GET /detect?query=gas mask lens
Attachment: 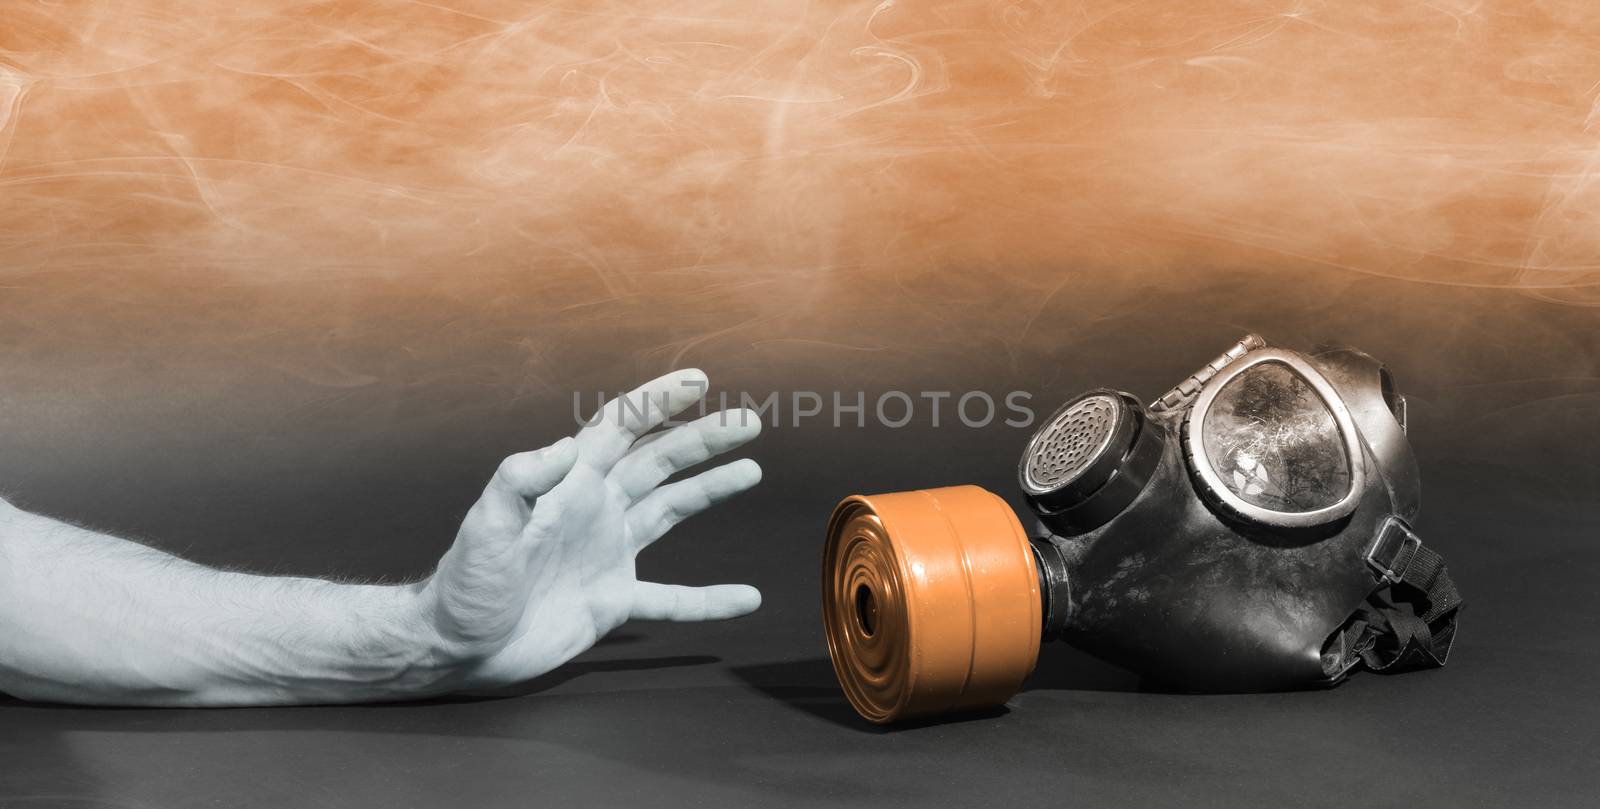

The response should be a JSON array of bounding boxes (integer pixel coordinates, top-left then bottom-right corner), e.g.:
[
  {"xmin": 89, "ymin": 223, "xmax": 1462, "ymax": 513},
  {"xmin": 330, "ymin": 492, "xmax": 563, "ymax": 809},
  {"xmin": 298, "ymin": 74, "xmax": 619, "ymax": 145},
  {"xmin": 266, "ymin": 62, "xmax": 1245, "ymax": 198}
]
[
  {"xmin": 1198, "ymin": 361, "xmax": 1352, "ymax": 513},
  {"xmin": 1184, "ymin": 350, "xmax": 1367, "ymax": 528}
]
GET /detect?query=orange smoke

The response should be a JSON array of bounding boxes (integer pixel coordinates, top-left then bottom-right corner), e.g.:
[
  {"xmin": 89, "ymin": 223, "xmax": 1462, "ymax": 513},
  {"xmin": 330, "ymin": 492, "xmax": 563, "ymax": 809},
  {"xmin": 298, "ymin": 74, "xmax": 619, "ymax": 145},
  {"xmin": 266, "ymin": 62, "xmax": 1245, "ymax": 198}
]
[{"xmin": 0, "ymin": 1, "xmax": 1596, "ymax": 416}]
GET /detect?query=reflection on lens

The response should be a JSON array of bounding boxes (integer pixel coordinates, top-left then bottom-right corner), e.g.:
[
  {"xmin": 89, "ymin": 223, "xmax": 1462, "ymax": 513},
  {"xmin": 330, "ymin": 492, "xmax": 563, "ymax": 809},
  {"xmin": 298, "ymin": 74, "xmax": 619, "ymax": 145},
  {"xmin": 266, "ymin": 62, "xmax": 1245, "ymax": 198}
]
[{"xmin": 1201, "ymin": 362, "xmax": 1351, "ymax": 512}]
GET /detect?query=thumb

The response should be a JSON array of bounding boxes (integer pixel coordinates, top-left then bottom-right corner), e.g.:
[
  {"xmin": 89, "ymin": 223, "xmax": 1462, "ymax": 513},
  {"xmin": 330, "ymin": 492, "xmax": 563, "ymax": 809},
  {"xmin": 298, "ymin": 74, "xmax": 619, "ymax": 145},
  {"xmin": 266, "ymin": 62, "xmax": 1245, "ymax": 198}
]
[
  {"xmin": 433, "ymin": 436, "xmax": 581, "ymax": 647},
  {"xmin": 474, "ymin": 437, "xmax": 579, "ymax": 531},
  {"xmin": 630, "ymin": 582, "xmax": 763, "ymax": 622}
]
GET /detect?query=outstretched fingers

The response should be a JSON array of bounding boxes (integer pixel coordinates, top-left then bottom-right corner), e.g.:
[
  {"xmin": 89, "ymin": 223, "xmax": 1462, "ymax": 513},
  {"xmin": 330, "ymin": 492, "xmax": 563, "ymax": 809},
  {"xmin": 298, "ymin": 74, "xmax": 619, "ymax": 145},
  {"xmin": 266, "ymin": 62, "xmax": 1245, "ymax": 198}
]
[
  {"xmin": 576, "ymin": 369, "xmax": 709, "ymax": 473},
  {"xmin": 610, "ymin": 408, "xmax": 761, "ymax": 501},
  {"xmin": 631, "ymin": 582, "xmax": 762, "ymax": 622},
  {"xmin": 625, "ymin": 458, "xmax": 761, "ymax": 553}
]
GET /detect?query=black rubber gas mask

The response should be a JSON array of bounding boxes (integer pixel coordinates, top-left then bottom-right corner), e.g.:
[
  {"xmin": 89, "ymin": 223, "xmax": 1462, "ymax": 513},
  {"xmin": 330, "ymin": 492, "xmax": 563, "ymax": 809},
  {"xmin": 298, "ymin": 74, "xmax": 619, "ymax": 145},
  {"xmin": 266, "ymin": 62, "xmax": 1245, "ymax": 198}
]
[{"xmin": 822, "ymin": 335, "xmax": 1462, "ymax": 724}]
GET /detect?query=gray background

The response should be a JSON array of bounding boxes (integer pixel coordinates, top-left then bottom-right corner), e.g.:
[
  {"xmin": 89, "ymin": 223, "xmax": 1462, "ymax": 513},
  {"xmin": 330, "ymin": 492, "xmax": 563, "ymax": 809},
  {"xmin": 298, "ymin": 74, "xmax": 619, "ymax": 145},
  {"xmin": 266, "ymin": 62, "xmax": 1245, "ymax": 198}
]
[{"xmin": 1, "ymin": 265, "xmax": 1596, "ymax": 807}]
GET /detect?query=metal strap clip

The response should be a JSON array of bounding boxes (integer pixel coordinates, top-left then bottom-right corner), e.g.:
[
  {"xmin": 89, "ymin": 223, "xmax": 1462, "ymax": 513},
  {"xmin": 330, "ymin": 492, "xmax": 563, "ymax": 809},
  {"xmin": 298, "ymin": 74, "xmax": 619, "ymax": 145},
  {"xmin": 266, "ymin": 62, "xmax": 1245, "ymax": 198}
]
[{"xmin": 1365, "ymin": 517, "xmax": 1423, "ymax": 585}]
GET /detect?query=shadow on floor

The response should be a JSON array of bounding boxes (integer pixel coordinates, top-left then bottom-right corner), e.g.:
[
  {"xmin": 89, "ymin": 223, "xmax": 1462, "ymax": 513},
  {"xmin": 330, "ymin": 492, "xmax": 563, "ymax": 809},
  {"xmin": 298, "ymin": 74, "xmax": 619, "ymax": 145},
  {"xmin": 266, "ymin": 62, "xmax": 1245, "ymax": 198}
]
[
  {"xmin": 730, "ymin": 657, "xmax": 1008, "ymax": 732},
  {"xmin": 0, "ymin": 652, "xmax": 722, "ymax": 711},
  {"xmin": 727, "ymin": 640, "xmax": 1164, "ymax": 729}
]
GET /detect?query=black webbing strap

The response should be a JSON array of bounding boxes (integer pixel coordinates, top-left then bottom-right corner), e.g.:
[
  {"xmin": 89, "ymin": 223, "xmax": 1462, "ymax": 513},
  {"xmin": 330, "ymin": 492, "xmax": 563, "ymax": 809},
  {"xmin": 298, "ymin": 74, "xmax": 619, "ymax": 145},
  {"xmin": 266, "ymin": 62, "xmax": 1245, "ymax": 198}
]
[{"xmin": 1350, "ymin": 518, "xmax": 1463, "ymax": 674}]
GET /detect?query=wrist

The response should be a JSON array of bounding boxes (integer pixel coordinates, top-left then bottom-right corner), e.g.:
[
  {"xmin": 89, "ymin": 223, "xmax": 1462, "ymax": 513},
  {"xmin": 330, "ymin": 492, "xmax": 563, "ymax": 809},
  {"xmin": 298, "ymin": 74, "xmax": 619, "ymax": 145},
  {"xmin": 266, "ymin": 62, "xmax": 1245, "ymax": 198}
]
[{"xmin": 362, "ymin": 580, "xmax": 471, "ymax": 699}]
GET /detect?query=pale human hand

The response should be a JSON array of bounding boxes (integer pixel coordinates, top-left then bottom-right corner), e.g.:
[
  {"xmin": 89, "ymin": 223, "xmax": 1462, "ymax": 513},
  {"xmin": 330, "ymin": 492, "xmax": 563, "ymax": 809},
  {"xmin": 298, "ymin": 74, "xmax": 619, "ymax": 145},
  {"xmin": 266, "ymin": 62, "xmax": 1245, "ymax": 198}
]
[{"xmin": 413, "ymin": 369, "xmax": 762, "ymax": 690}]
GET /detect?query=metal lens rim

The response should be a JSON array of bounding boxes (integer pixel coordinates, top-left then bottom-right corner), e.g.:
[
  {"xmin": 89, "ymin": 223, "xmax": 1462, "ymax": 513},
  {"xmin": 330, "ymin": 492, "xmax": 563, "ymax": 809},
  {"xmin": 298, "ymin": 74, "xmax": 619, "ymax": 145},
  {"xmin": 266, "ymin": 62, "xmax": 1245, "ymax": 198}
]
[{"xmin": 1183, "ymin": 349, "xmax": 1367, "ymax": 528}]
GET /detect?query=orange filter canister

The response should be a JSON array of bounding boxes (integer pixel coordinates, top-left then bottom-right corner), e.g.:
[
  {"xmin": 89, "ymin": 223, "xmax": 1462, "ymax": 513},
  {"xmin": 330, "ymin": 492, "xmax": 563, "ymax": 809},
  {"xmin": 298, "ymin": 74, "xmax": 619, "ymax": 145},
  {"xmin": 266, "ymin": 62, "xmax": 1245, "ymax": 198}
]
[{"xmin": 821, "ymin": 485, "xmax": 1043, "ymax": 724}]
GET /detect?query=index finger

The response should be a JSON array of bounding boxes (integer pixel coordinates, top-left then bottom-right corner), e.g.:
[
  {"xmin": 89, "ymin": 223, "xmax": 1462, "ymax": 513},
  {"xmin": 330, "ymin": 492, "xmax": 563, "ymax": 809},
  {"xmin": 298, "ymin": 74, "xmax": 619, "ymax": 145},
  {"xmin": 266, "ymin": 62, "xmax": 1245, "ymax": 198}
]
[{"xmin": 576, "ymin": 368, "xmax": 709, "ymax": 470}]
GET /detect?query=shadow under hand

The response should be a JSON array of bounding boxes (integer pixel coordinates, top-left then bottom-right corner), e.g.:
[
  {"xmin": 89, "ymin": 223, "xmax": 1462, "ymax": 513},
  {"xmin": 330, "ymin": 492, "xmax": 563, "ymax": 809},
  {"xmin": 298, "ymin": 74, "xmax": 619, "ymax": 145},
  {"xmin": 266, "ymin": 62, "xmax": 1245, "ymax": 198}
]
[
  {"xmin": 0, "ymin": 653, "xmax": 725, "ymax": 711},
  {"xmin": 438, "ymin": 654, "xmax": 721, "ymax": 703}
]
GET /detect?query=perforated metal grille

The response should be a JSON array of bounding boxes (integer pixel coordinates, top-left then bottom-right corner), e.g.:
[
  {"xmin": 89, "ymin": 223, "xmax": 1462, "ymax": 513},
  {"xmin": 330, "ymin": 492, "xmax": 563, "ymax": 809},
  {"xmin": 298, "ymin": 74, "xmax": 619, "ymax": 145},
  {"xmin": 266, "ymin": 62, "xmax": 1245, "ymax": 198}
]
[{"xmin": 1025, "ymin": 394, "xmax": 1119, "ymax": 491}]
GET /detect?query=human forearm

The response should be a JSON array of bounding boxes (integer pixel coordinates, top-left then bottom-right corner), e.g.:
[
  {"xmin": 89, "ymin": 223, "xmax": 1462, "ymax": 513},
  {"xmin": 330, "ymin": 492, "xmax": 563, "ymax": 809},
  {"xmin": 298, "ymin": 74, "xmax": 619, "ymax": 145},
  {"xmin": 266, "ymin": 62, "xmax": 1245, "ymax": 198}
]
[
  {"xmin": 0, "ymin": 500, "xmax": 452, "ymax": 706},
  {"xmin": 0, "ymin": 370, "xmax": 763, "ymax": 707}
]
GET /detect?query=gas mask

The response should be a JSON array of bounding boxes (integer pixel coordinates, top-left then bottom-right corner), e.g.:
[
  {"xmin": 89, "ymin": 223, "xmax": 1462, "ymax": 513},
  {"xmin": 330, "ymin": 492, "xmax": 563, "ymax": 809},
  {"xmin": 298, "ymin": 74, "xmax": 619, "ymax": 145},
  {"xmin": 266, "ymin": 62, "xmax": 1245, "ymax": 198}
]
[{"xmin": 822, "ymin": 335, "xmax": 1462, "ymax": 724}]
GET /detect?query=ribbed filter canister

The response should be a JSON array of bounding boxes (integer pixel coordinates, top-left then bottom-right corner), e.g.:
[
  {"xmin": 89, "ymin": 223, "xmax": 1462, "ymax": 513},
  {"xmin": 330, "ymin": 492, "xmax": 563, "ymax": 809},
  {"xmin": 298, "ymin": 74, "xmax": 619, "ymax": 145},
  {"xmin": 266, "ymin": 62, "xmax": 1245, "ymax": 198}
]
[{"xmin": 821, "ymin": 486, "xmax": 1042, "ymax": 724}]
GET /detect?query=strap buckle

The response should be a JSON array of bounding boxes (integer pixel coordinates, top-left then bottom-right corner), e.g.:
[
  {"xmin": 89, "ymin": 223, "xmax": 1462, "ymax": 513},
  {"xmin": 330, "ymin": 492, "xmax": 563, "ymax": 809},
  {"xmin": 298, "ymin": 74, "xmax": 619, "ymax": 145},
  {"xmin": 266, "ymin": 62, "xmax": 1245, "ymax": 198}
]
[{"xmin": 1365, "ymin": 517, "xmax": 1422, "ymax": 584}]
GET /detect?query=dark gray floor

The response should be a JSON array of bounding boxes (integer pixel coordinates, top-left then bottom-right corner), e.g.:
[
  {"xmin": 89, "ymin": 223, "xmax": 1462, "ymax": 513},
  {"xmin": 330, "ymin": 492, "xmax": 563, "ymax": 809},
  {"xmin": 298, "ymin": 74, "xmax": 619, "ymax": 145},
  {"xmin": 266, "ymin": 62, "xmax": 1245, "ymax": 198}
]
[
  {"xmin": 1, "ymin": 268, "xmax": 1596, "ymax": 807},
  {"xmin": 3, "ymin": 424, "xmax": 1596, "ymax": 808}
]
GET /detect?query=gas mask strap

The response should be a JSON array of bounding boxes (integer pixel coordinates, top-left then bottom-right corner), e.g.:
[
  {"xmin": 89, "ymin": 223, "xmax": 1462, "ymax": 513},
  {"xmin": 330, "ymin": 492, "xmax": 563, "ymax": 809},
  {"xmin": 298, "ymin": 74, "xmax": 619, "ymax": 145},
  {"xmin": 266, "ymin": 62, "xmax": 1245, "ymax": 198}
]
[
  {"xmin": 1365, "ymin": 518, "xmax": 1463, "ymax": 626},
  {"xmin": 1339, "ymin": 519, "xmax": 1463, "ymax": 675}
]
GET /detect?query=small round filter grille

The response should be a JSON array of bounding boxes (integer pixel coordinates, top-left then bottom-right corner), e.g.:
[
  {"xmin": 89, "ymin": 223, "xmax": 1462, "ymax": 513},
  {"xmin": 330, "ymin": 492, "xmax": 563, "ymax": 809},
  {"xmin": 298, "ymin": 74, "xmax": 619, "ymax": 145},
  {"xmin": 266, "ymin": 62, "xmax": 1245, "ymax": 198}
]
[{"xmin": 1025, "ymin": 393, "xmax": 1119, "ymax": 491}]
